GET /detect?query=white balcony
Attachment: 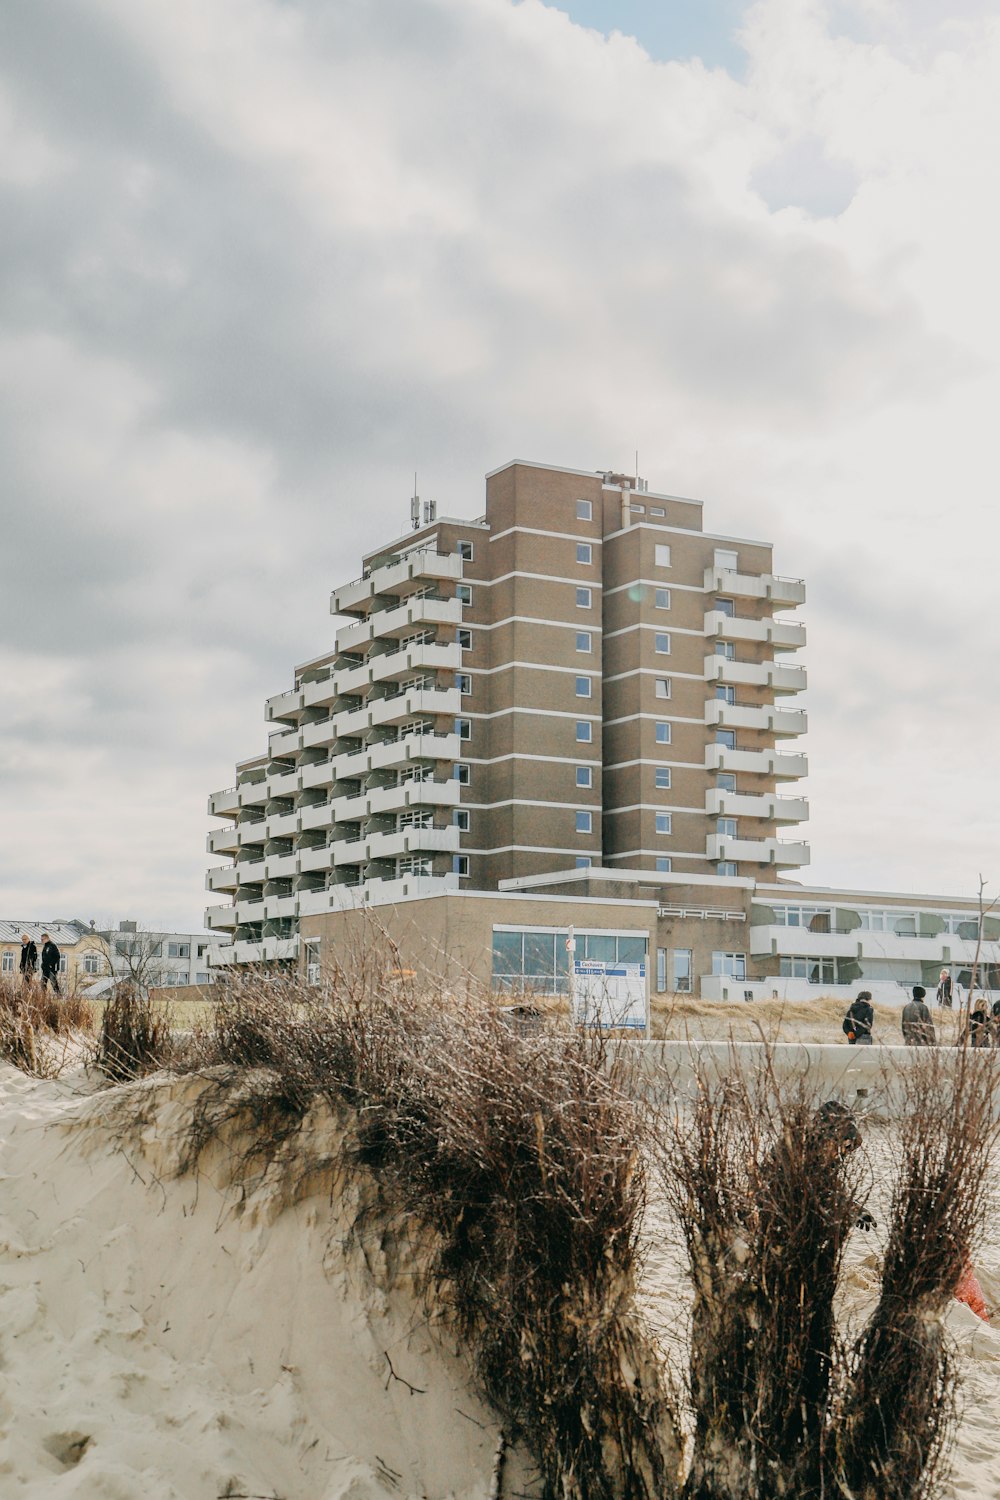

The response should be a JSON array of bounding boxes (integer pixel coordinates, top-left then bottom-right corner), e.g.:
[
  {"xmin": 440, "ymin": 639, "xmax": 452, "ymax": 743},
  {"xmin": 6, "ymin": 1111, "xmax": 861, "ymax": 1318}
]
[
  {"xmin": 206, "ymin": 864, "xmax": 240, "ymax": 893},
  {"xmin": 301, "ymin": 718, "xmax": 336, "ymax": 751},
  {"xmin": 237, "ymin": 780, "xmax": 269, "ymax": 811},
  {"xmin": 266, "ymin": 853, "xmax": 299, "ymax": 880},
  {"xmin": 365, "ymin": 779, "xmax": 460, "ymax": 818},
  {"xmin": 235, "ymin": 857, "xmax": 267, "ymax": 884},
  {"xmin": 299, "ymin": 845, "xmax": 332, "ymax": 874},
  {"xmin": 705, "ymin": 701, "xmax": 808, "ymax": 737},
  {"xmin": 370, "ymin": 639, "xmax": 462, "ymax": 687},
  {"xmin": 297, "ymin": 888, "xmax": 334, "ymax": 917},
  {"xmin": 333, "ymin": 744, "xmax": 371, "ymax": 781},
  {"xmin": 264, "ymin": 894, "xmax": 298, "ymax": 921},
  {"xmin": 705, "ymin": 744, "xmax": 808, "ymax": 780},
  {"xmin": 367, "ymin": 685, "xmax": 461, "ymax": 732},
  {"xmin": 301, "ymin": 760, "xmax": 334, "ymax": 790},
  {"xmin": 750, "ymin": 926, "xmax": 859, "ymax": 959},
  {"xmin": 268, "ymin": 725, "xmax": 300, "ymax": 757},
  {"xmin": 230, "ymin": 934, "xmax": 299, "ymax": 965},
  {"xmin": 769, "ymin": 576, "xmax": 807, "ymax": 607},
  {"xmin": 707, "ymin": 834, "xmax": 810, "ymax": 867},
  {"xmin": 704, "ymin": 612, "xmax": 806, "ymax": 651},
  {"xmin": 207, "ymin": 825, "xmax": 241, "ymax": 855},
  {"xmin": 705, "ymin": 790, "xmax": 809, "ymax": 823},
  {"xmin": 367, "ymin": 731, "xmax": 461, "ymax": 775},
  {"xmin": 332, "ymin": 837, "xmax": 368, "ymax": 868},
  {"xmin": 236, "ymin": 898, "xmax": 268, "ymax": 924},
  {"xmin": 704, "ymin": 568, "xmax": 805, "ymax": 608},
  {"xmin": 205, "ymin": 905, "xmax": 239, "ymax": 931},
  {"xmin": 265, "ymin": 686, "xmax": 303, "ymax": 724},
  {"xmin": 300, "ymin": 802, "xmax": 334, "ymax": 832},
  {"xmin": 366, "ymin": 825, "xmax": 459, "ymax": 862},
  {"xmin": 704, "ymin": 657, "xmax": 807, "ymax": 694},
  {"xmin": 363, "ymin": 872, "xmax": 460, "ymax": 906},
  {"xmin": 209, "ymin": 786, "xmax": 240, "ymax": 817},
  {"xmin": 335, "ymin": 595, "xmax": 463, "ymax": 654},
  {"xmin": 268, "ymin": 768, "xmax": 301, "ymax": 799},
  {"xmin": 266, "ymin": 810, "xmax": 300, "ymax": 839},
  {"xmin": 331, "ymin": 550, "xmax": 463, "ymax": 619}
]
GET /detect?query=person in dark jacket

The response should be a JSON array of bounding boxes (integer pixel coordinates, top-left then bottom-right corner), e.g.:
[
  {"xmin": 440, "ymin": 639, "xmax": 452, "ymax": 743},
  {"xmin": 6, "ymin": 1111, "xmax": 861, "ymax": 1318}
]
[
  {"xmin": 936, "ymin": 968, "xmax": 953, "ymax": 1007},
  {"xmin": 39, "ymin": 933, "xmax": 61, "ymax": 994},
  {"xmin": 843, "ymin": 991, "xmax": 874, "ymax": 1045},
  {"xmin": 966, "ymin": 1007, "xmax": 991, "ymax": 1048},
  {"xmin": 901, "ymin": 985, "xmax": 936, "ymax": 1045},
  {"xmin": 19, "ymin": 933, "xmax": 37, "ymax": 983}
]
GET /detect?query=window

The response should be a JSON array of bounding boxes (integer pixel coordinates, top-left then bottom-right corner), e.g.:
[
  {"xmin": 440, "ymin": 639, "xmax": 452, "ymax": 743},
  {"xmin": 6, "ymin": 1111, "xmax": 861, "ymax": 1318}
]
[
  {"xmin": 398, "ymin": 810, "xmax": 432, "ymax": 830},
  {"xmin": 650, "ymin": 506, "xmax": 665, "ymax": 517},
  {"xmin": 655, "ymin": 722, "xmax": 671, "ymax": 744},
  {"xmin": 576, "ymin": 542, "xmax": 592, "ymax": 565},
  {"xmin": 655, "ymin": 543, "xmax": 671, "ymax": 568},
  {"xmin": 715, "ymin": 685, "xmax": 735, "ymax": 704},
  {"xmin": 456, "ymin": 584, "xmax": 472, "ymax": 605},
  {"xmin": 673, "ymin": 949, "xmax": 693, "ymax": 992},
  {"xmin": 457, "ymin": 540, "xmax": 474, "ymax": 561},
  {"xmin": 491, "ymin": 927, "xmax": 648, "ymax": 997},
  {"xmin": 455, "ymin": 718, "xmax": 471, "ymax": 740},
  {"xmin": 397, "ymin": 856, "xmax": 433, "ymax": 877},
  {"xmin": 576, "ymin": 721, "xmax": 592, "ymax": 743},
  {"xmin": 576, "ymin": 499, "xmax": 592, "ymax": 521},
  {"xmin": 656, "ymin": 948, "xmax": 667, "ymax": 991},
  {"xmin": 717, "ymin": 817, "xmax": 737, "ymax": 837},
  {"xmin": 654, "ymin": 633, "xmax": 671, "ymax": 654},
  {"xmin": 457, "ymin": 628, "xmax": 472, "ymax": 649},
  {"xmin": 715, "ymin": 641, "xmax": 735, "ymax": 659},
  {"xmin": 456, "ymin": 673, "xmax": 472, "ymax": 694},
  {"xmin": 655, "ymin": 588, "xmax": 671, "ymax": 609},
  {"xmin": 712, "ymin": 952, "xmax": 746, "ymax": 979},
  {"xmin": 717, "ymin": 861, "xmax": 738, "ymax": 878},
  {"xmin": 576, "ymin": 631, "xmax": 592, "ymax": 653},
  {"xmin": 576, "ymin": 766, "xmax": 593, "ymax": 788},
  {"xmin": 779, "ymin": 956, "xmax": 838, "ymax": 984},
  {"xmin": 655, "ymin": 768, "xmax": 671, "ymax": 789},
  {"xmin": 575, "ymin": 676, "xmax": 592, "ymax": 698},
  {"xmin": 453, "ymin": 854, "xmax": 470, "ymax": 877},
  {"xmin": 196, "ymin": 972, "xmax": 211, "ymax": 985},
  {"xmin": 576, "ymin": 810, "xmax": 592, "ymax": 834},
  {"xmin": 717, "ymin": 773, "xmax": 737, "ymax": 792},
  {"xmin": 83, "ymin": 952, "xmax": 101, "ymax": 975},
  {"xmin": 576, "ymin": 586, "xmax": 592, "ymax": 608},
  {"xmin": 655, "ymin": 678, "xmax": 671, "ymax": 699},
  {"xmin": 575, "ymin": 856, "xmax": 592, "ymax": 869},
  {"xmin": 197, "ymin": 944, "xmax": 207, "ymax": 959},
  {"xmin": 656, "ymin": 857, "xmax": 672, "ymax": 872},
  {"xmin": 714, "ymin": 548, "xmax": 739, "ymax": 572},
  {"xmin": 716, "ymin": 729, "xmax": 736, "ymax": 748},
  {"xmin": 655, "ymin": 813, "xmax": 672, "ymax": 834},
  {"xmin": 1, "ymin": 952, "xmax": 14, "ymax": 974},
  {"xmin": 168, "ymin": 942, "xmax": 190, "ymax": 959},
  {"xmin": 454, "ymin": 809, "xmax": 470, "ymax": 832},
  {"xmin": 400, "ymin": 764, "xmax": 431, "ymax": 784},
  {"xmin": 715, "ymin": 598, "xmax": 735, "ymax": 617},
  {"xmin": 454, "ymin": 763, "xmax": 470, "ymax": 784}
]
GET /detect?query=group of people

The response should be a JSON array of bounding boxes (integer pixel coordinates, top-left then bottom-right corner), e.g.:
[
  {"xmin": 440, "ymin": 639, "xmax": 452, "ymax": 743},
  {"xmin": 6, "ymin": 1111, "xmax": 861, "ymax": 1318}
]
[
  {"xmin": 843, "ymin": 983, "xmax": 1000, "ymax": 1047},
  {"xmin": 17, "ymin": 932, "xmax": 61, "ymax": 993}
]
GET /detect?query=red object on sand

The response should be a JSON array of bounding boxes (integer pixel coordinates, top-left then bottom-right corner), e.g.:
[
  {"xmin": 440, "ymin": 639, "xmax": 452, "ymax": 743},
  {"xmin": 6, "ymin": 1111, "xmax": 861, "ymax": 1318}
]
[{"xmin": 955, "ymin": 1261, "xmax": 990, "ymax": 1323}]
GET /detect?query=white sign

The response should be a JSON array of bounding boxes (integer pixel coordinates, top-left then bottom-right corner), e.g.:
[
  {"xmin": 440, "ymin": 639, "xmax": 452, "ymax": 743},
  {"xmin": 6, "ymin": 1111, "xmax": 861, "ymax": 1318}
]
[{"xmin": 571, "ymin": 960, "xmax": 648, "ymax": 1031}]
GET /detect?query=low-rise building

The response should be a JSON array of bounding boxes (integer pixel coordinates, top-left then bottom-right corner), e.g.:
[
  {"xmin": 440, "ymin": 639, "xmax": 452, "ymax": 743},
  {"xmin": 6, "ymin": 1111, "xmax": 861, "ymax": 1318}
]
[{"xmin": 0, "ymin": 920, "xmax": 104, "ymax": 988}]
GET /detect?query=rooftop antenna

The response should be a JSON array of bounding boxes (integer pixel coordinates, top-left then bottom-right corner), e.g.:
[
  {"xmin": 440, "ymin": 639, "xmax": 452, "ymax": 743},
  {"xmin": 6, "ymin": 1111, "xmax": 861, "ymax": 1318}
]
[{"xmin": 410, "ymin": 472, "xmax": 420, "ymax": 530}]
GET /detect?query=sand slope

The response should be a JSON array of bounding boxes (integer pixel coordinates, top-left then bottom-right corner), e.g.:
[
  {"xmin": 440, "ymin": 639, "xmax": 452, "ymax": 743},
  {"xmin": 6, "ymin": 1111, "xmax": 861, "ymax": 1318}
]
[{"xmin": 0, "ymin": 1062, "xmax": 524, "ymax": 1500}]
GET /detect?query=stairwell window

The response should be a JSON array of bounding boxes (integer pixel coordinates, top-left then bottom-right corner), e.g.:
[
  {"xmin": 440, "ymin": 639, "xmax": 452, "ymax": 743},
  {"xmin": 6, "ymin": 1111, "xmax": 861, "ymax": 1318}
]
[
  {"xmin": 655, "ymin": 722, "xmax": 671, "ymax": 744},
  {"xmin": 575, "ymin": 855, "xmax": 592, "ymax": 869},
  {"xmin": 455, "ymin": 718, "xmax": 471, "ymax": 740},
  {"xmin": 457, "ymin": 585, "xmax": 472, "ymax": 604},
  {"xmin": 454, "ymin": 810, "xmax": 470, "ymax": 832},
  {"xmin": 655, "ymin": 813, "xmax": 672, "ymax": 834},
  {"xmin": 576, "ymin": 811, "xmax": 592, "ymax": 834},
  {"xmin": 456, "ymin": 673, "xmax": 472, "ymax": 694},
  {"xmin": 655, "ymin": 544, "xmax": 671, "ymax": 568},
  {"xmin": 576, "ymin": 721, "xmax": 592, "ymax": 743},
  {"xmin": 458, "ymin": 628, "xmax": 472, "ymax": 649},
  {"xmin": 655, "ymin": 589, "xmax": 671, "ymax": 609},
  {"xmin": 576, "ymin": 631, "xmax": 592, "ymax": 653},
  {"xmin": 454, "ymin": 763, "xmax": 470, "ymax": 784},
  {"xmin": 453, "ymin": 855, "xmax": 470, "ymax": 877},
  {"xmin": 576, "ymin": 587, "xmax": 592, "ymax": 608},
  {"xmin": 457, "ymin": 541, "xmax": 474, "ymax": 561},
  {"xmin": 576, "ymin": 543, "xmax": 593, "ymax": 565},
  {"xmin": 655, "ymin": 633, "xmax": 671, "ymax": 655},
  {"xmin": 655, "ymin": 768, "xmax": 671, "ymax": 789},
  {"xmin": 575, "ymin": 676, "xmax": 592, "ymax": 698},
  {"xmin": 656, "ymin": 857, "xmax": 672, "ymax": 873},
  {"xmin": 576, "ymin": 766, "xmax": 592, "ymax": 788},
  {"xmin": 576, "ymin": 499, "xmax": 593, "ymax": 521},
  {"xmin": 655, "ymin": 678, "xmax": 671, "ymax": 699}
]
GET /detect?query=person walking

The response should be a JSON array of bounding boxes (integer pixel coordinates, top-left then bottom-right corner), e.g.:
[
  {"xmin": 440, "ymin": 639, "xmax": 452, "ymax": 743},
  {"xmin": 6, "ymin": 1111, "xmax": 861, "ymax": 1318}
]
[
  {"xmin": 967, "ymin": 1006, "xmax": 991, "ymax": 1048},
  {"xmin": 901, "ymin": 985, "xmax": 936, "ymax": 1045},
  {"xmin": 39, "ymin": 933, "xmax": 61, "ymax": 994},
  {"xmin": 936, "ymin": 968, "xmax": 953, "ymax": 1007},
  {"xmin": 19, "ymin": 933, "xmax": 37, "ymax": 984},
  {"xmin": 843, "ymin": 990, "xmax": 874, "ymax": 1045}
]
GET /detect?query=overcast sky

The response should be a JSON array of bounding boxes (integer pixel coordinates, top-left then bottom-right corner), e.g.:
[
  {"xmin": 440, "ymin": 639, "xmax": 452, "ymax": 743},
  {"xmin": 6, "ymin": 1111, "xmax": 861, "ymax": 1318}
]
[{"xmin": 1, "ymin": 0, "xmax": 998, "ymax": 930}]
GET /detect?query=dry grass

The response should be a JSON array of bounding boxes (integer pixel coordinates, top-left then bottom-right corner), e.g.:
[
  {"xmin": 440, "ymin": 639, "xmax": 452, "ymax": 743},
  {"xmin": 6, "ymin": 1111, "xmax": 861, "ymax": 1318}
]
[
  {"xmin": 0, "ymin": 978, "xmax": 96, "ymax": 1076},
  {"xmin": 95, "ymin": 986, "xmax": 175, "ymax": 1082},
  {"xmin": 649, "ymin": 992, "xmax": 972, "ymax": 1046},
  {"xmin": 655, "ymin": 1047, "xmax": 1000, "ymax": 1500},
  {"xmin": 165, "ymin": 969, "xmax": 682, "ymax": 1500}
]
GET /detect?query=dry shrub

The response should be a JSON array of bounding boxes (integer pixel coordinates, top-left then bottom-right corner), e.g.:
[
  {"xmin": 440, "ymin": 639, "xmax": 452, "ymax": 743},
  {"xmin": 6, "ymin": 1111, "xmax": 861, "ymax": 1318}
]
[
  {"xmin": 657, "ymin": 1047, "xmax": 1000, "ymax": 1500},
  {"xmin": 173, "ymin": 969, "xmax": 681, "ymax": 1500},
  {"xmin": 96, "ymin": 985, "xmax": 174, "ymax": 1082},
  {"xmin": 0, "ymin": 977, "xmax": 94, "ymax": 1075}
]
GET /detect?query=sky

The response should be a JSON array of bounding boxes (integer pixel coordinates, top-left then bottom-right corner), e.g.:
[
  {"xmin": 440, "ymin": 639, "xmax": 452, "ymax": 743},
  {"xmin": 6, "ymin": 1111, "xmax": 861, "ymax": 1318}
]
[{"xmin": 1, "ymin": 0, "xmax": 999, "ymax": 930}]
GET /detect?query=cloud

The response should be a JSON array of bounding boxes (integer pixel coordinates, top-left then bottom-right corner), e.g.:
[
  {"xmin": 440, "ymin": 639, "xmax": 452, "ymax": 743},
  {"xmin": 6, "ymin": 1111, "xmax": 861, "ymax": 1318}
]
[{"xmin": 0, "ymin": 0, "xmax": 997, "ymax": 924}]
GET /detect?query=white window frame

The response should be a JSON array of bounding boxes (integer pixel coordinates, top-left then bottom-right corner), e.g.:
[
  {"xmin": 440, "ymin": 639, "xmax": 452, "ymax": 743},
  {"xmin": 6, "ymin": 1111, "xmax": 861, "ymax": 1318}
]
[
  {"xmin": 575, "ymin": 676, "xmax": 592, "ymax": 698},
  {"xmin": 453, "ymin": 854, "xmax": 470, "ymax": 877},
  {"xmin": 712, "ymin": 951, "xmax": 746, "ymax": 979},
  {"xmin": 576, "ymin": 766, "xmax": 593, "ymax": 788},
  {"xmin": 576, "ymin": 542, "xmax": 593, "ymax": 566},
  {"xmin": 654, "ymin": 768, "xmax": 671, "ymax": 789},
  {"xmin": 454, "ymin": 809, "xmax": 470, "ymax": 832},
  {"xmin": 457, "ymin": 628, "xmax": 472, "ymax": 649},
  {"xmin": 575, "ymin": 810, "xmax": 593, "ymax": 834},
  {"xmin": 456, "ymin": 584, "xmax": 472, "ymax": 605},
  {"xmin": 654, "ymin": 633, "xmax": 671, "ymax": 655},
  {"xmin": 456, "ymin": 672, "xmax": 472, "ymax": 695},
  {"xmin": 576, "ymin": 631, "xmax": 592, "ymax": 653},
  {"xmin": 655, "ymin": 588, "xmax": 671, "ymax": 609},
  {"xmin": 655, "ymin": 722, "xmax": 671, "ymax": 744},
  {"xmin": 455, "ymin": 718, "xmax": 471, "ymax": 740},
  {"xmin": 656, "ymin": 857, "xmax": 672, "ymax": 873},
  {"xmin": 576, "ymin": 586, "xmax": 592, "ymax": 608},
  {"xmin": 655, "ymin": 543, "xmax": 671, "ymax": 568},
  {"xmin": 455, "ymin": 763, "xmax": 470, "ymax": 784},
  {"xmin": 655, "ymin": 812, "xmax": 672, "ymax": 835},
  {"xmin": 575, "ymin": 721, "xmax": 592, "ymax": 743},
  {"xmin": 576, "ymin": 499, "xmax": 593, "ymax": 521},
  {"xmin": 655, "ymin": 678, "xmax": 671, "ymax": 699},
  {"xmin": 457, "ymin": 540, "xmax": 474, "ymax": 561}
]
